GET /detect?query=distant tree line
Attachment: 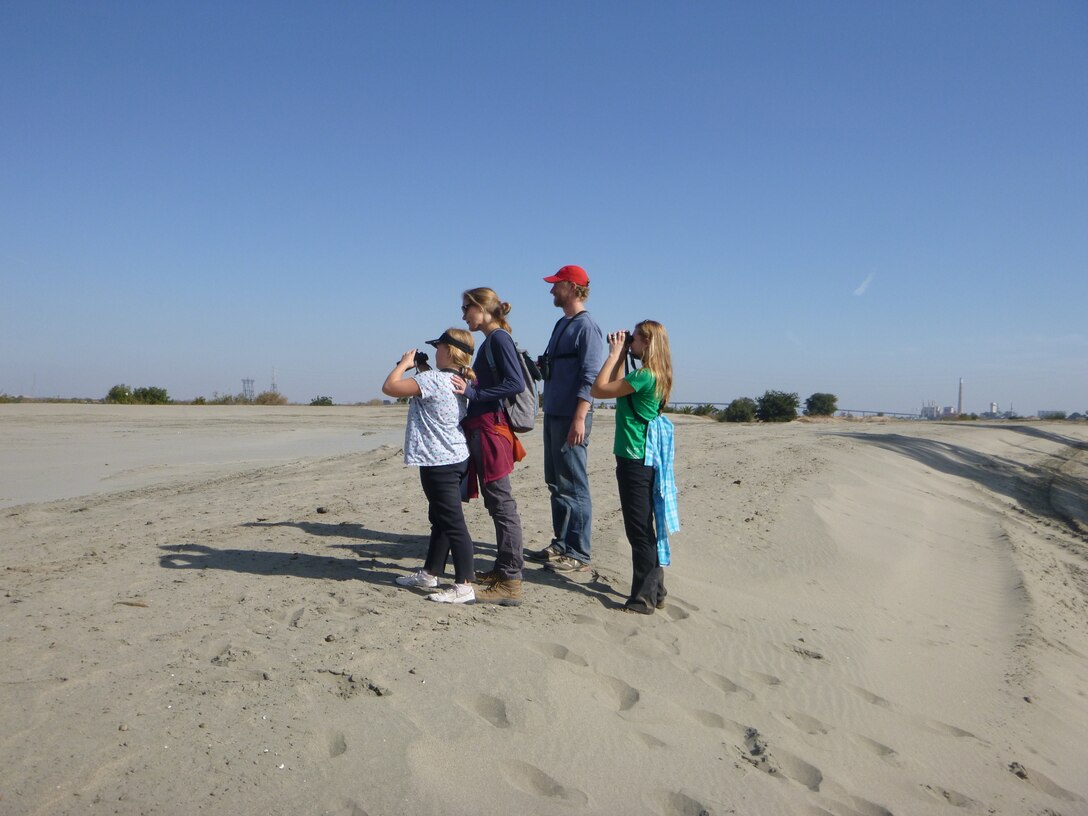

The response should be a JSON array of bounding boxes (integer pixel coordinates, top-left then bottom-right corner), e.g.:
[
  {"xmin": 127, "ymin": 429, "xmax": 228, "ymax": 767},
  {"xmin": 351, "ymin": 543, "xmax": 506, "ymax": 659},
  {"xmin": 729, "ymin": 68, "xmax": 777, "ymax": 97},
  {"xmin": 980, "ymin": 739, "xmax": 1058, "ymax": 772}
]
[
  {"xmin": 668, "ymin": 391, "xmax": 838, "ymax": 423},
  {"xmin": 105, "ymin": 385, "xmax": 170, "ymax": 404},
  {"xmin": 105, "ymin": 385, "xmax": 289, "ymax": 405}
]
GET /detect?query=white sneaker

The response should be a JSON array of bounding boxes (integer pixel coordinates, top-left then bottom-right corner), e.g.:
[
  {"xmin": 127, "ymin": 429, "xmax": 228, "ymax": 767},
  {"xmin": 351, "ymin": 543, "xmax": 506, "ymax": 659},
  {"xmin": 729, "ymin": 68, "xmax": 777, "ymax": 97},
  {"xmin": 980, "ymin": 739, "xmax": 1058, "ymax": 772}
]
[
  {"xmin": 395, "ymin": 570, "xmax": 438, "ymax": 588},
  {"xmin": 428, "ymin": 584, "xmax": 475, "ymax": 604}
]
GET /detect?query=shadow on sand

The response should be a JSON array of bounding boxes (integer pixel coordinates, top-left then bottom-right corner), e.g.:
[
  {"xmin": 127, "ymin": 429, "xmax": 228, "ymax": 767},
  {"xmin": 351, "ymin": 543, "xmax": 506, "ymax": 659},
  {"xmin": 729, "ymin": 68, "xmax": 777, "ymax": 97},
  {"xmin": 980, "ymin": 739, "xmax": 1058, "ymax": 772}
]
[{"xmin": 159, "ymin": 520, "xmax": 628, "ymax": 608}]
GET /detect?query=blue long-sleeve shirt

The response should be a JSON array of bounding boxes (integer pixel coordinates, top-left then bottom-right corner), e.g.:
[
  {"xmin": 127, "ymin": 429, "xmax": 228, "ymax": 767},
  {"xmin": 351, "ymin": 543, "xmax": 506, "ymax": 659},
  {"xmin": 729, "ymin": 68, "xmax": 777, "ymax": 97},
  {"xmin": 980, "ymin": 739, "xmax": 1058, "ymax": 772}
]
[
  {"xmin": 464, "ymin": 329, "xmax": 525, "ymax": 419},
  {"xmin": 542, "ymin": 311, "xmax": 605, "ymax": 417}
]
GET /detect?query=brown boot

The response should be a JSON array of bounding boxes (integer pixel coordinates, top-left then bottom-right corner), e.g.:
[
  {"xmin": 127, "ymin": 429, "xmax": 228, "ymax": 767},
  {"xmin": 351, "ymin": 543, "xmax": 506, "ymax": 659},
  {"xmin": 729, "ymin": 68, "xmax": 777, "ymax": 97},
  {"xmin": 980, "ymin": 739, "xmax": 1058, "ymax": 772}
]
[
  {"xmin": 475, "ymin": 578, "xmax": 522, "ymax": 607},
  {"xmin": 474, "ymin": 568, "xmax": 501, "ymax": 583}
]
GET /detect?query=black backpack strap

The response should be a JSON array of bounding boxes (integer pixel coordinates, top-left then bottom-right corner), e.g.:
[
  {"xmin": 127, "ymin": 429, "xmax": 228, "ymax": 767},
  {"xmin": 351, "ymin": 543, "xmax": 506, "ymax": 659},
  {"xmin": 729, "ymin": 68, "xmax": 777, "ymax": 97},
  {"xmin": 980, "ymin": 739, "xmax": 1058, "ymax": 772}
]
[{"xmin": 545, "ymin": 312, "xmax": 587, "ymax": 360}]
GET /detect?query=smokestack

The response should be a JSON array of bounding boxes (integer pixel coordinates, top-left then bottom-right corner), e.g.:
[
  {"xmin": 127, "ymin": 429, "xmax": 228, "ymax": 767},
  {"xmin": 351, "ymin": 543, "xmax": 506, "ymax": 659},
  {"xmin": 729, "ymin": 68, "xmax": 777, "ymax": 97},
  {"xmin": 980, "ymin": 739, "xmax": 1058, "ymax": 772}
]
[{"xmin": 958, "ymin": 378, "xmax": 964, "ymax": 415}]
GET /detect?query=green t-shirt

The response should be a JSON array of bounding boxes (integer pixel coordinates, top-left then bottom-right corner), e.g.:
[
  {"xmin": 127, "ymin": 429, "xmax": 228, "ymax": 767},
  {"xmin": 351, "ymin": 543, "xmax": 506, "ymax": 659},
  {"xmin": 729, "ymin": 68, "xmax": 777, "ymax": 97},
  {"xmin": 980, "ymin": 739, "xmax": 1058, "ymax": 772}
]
[{"xmin": 614, "ymin": 368, "xmax": 659, "ymax": 459}]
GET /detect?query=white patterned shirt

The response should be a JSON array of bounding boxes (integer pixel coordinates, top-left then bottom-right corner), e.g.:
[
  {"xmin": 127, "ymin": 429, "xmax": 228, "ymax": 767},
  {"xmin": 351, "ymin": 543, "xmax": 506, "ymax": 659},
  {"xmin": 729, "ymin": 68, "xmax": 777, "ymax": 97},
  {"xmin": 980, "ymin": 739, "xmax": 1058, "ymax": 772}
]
[{"xmin": 404, "ymin": 370, "xmax": 469, "ymax": 467}]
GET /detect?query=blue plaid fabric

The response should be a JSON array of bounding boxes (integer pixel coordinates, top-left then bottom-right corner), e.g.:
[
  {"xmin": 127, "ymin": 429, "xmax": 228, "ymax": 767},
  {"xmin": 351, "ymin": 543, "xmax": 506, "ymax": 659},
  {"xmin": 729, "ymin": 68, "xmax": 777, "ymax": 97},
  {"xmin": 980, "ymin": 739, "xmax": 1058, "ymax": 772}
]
[{"xmin": 644, "ymin": 414, "xmax": 679, "ymax": 566}]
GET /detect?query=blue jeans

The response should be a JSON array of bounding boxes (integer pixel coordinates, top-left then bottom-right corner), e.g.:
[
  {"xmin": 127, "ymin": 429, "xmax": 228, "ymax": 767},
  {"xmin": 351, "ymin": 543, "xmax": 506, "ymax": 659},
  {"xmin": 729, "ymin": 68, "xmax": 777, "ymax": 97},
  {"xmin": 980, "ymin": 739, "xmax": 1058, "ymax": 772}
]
[{"xmin": 542, "ymin": 412, "xmax": 593, "ymax": 563}]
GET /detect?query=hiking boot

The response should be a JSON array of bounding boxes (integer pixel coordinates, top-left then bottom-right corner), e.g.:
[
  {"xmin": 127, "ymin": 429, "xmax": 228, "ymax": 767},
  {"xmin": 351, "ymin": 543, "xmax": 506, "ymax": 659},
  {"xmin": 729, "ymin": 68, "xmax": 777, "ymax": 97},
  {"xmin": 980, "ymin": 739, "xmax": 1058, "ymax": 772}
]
[
  {"xmin": 395, "ymin": 570, "xmax": 438, "ymax": 588},
  {"xmin": 428, "ymin": 584, "xmax": 475, "ymax": 604},
  {"xmin": 474, "ymin": 568, "xmax": 502, "ymax": 583},
  {"xmin": 545, "ymin": 555, "xmax": 590, "ymax": 573},
  {"xmin": 526, "ymin": 544, "xmax": 563, "ymax": 563},
  {"xmin": 474, "ymin": 578, "xmax": 523, "ymax": 607}
]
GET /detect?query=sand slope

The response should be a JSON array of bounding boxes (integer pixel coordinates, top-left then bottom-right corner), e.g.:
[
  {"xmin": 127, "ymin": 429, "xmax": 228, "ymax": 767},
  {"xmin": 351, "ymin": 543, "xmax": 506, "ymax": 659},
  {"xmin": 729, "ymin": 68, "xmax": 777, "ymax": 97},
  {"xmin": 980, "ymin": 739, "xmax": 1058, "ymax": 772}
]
[{"xmin": 1, "ymin": 406, "xmax": 1086, "ymax": 815}]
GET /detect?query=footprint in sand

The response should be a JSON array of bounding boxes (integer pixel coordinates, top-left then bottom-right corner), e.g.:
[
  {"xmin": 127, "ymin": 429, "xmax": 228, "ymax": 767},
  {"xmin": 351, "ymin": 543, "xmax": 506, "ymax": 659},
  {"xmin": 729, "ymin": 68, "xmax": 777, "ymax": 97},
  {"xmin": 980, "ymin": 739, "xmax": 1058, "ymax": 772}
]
[
  {"xmin": 660, "ymin": 603, "xmax": 690, "ymax": 621},
  {"xmin": 635, "ymin": 731, "xmax": 668, "ymax": 749},
  {"xmin": 500, "ymin": 760, "xmax": 588, "ymax": 805},
  {"xmin": 772, "ymin": 748, "xmax": 823, "ymax": 792},
  {"xmin": 688, "ymin": 710, "xmax": 747, "ymax": 737},
  {"xmin": 457, "ymin": 692, "xmax": 510, "ymax": 729},
  {"xmin": 849, "ymin": 734, "xmax": 899, "ymax": 765},
  {"xmin": 656, "ymin": 790, "xmax": 712, "ymax": 816},
  {"xmin": 595, "ymin": 674, "xmax": 640, "ymax": 712},
  {"xmin": 322, "ymin": 799, "xmax": 368, "ymax": 816},
  {"xmin": 530, "ymin": 642, "xmax": 589, "ymax": 667},
  {"xmin": 817, "ymin": 782, "xmax": 894, "ymax": 816},
  {"xmin": 693, "ymin": 668, "xmax": 755, "ymax": 701},
  {"xmin": 921, "ymin": 784, "xmax": 979, "ymax": 808},
  {"xmin": 738, "ymin": 726, "xmax": 824, "ymax": 793},
  {"xmin": 1007, "ymin": 761, "xmax": 1086, "ymax": 803},
  {"xmin": 648, "ymin": 630, "xmax": 682, "ymax": 656},
  {"xmin": 921, "ymin": 719, "xmax": 980, "ymax": 741},
  {"xmin": 846, "ymin": 684, "xmax": 893, "ymax": 708},
  {"xmin": 328, "ymin": 731, "xmax": 347, "ymax": 758},
  {"xmin": 776, "ymin": 710, "xmax": 830, "ymax": 736},
  {"xmin": 668, "ymin": 597, "xmax": 701, "ymax": 613},
  {"xmin": 743, "ymin": 671, "xmax": 782, "ymax": 687}
]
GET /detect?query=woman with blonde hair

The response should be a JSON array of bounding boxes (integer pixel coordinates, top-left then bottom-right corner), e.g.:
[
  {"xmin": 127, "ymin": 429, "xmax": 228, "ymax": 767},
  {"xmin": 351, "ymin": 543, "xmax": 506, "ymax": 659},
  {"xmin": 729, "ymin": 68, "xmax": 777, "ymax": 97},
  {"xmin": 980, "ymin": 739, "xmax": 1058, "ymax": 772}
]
[
  {"xmin": 452, "ymin": 287, "xmax": 527, "ymax": 606},
  {"xmin": 382, "ymin": 328, "xmax": 478, "ymax": 604},
  {"xmin": 591, "ymin": 320, "xmax": 679, "ymax": 614}
]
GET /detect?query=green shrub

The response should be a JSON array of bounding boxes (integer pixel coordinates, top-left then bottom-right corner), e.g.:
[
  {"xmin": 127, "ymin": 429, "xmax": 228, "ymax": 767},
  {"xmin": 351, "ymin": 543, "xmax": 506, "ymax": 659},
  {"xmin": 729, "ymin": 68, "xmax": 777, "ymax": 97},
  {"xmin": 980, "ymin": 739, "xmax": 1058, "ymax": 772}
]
[
  {"xmin": 804, "ymin": 393, "xmax": 838, "ymax": 417},
  {"xmin": 106, "ymin": 384, "xmax": 134, "ymax": 404},
  {"xmin": 692, "ymin": 403, "xmax": 719, "ymax": 417},
  {"xmin": 133, "ymin": 386, "xmax": 170, "ymax": 405},
  {"xmin": 756, "ymin": 390, "xmax": 799, "ymax": 422},
  {"xmin": 722, "ymin": 397, "xmax": 757, "ymax": 422},
  {"xmin": 310, "ymin": 396, "xmax": 334, "ymax": 406}
]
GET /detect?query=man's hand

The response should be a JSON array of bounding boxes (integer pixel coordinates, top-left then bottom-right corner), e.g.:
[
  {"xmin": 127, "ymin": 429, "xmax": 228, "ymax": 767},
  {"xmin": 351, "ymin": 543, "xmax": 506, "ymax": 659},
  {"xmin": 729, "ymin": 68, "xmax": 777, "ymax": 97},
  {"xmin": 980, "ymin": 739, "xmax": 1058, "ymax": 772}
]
[{"xmin": 567, "ymin": 415, "xmax": 586, "ymax": 447}]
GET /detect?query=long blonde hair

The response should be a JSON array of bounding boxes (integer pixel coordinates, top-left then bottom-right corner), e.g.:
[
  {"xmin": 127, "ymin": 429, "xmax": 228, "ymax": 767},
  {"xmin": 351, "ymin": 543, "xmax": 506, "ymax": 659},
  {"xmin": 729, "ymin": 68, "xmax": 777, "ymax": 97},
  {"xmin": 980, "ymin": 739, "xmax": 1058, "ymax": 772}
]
[
  {"xmin": 442, "ymin": 327, "xmax": 476, "ymax": 382},
  {"xmin": 634, "ymin": 320, "xmax": 672, "ymax": 405},
  {"xmin": 463, "ymin": 287, "xmax": 512, "ymax": 333}
]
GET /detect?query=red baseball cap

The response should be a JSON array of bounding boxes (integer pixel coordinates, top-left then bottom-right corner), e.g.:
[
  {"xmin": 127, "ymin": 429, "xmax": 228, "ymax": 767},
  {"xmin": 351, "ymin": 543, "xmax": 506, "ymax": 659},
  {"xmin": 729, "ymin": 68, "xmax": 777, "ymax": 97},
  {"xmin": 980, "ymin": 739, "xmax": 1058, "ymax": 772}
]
[{"xmin": 543, "ymin": 265, "xmax": 589, "ymax": 286}]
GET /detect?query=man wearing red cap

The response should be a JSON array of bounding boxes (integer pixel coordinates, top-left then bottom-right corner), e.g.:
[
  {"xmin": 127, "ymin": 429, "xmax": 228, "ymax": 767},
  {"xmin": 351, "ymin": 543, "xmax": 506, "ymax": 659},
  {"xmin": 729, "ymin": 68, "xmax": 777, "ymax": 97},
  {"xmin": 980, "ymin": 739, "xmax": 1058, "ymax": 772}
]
[{"xmin": 528, "ymin": 265, "xmax": 605, "ymax": 571}]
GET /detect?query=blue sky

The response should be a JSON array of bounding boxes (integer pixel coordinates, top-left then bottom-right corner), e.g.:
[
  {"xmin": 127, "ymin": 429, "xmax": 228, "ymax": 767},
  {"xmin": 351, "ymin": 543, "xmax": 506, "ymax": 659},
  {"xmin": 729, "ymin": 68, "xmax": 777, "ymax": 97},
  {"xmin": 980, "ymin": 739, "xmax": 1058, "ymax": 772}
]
[{"xmin": 2, "ymin": 1, "xmax": 1086, "ymax": 414}]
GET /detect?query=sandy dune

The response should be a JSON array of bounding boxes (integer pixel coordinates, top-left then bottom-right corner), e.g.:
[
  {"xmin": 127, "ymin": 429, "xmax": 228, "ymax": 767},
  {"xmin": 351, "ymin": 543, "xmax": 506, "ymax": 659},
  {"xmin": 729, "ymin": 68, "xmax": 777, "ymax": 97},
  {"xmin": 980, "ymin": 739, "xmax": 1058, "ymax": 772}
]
[{"xmin": 2, "ymin": 405, "xmax": 1086, "ymax": 815}]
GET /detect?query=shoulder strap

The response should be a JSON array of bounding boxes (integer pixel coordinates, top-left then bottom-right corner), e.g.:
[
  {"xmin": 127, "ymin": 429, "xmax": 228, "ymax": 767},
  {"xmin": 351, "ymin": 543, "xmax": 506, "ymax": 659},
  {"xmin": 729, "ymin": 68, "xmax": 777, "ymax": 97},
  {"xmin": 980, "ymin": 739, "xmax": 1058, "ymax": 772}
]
[
  {"xmin": 545, "ymin": 312, "xmax": 587, "ymax": 357},
  {"xmin": 484, "ymin": 334, "xmax": 497, "ymax": 374},
  {"xmin": 484, "ymin": 328, "xmax": 513, "ymax": 375}
]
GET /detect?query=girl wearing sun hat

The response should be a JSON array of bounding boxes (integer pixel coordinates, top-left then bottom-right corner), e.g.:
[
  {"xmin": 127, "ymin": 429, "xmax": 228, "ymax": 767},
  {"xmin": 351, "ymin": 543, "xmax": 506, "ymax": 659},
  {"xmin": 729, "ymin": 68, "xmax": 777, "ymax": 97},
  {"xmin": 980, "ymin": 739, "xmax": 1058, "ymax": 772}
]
[{"xmin": 382, "ymin": 328, "xmax": 478, "ymax": 604}]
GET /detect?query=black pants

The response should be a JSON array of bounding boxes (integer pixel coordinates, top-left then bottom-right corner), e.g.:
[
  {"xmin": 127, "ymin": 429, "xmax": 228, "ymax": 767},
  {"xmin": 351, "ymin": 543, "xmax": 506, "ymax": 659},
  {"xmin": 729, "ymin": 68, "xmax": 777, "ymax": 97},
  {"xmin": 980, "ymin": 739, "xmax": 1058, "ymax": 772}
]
[
  {"xmin": 615, "ymin": 456, "xmax": 666, "ymax": 613},
  {"xmin": 419, "ymin": 460, "xmax": 474, "ymax": 584}
]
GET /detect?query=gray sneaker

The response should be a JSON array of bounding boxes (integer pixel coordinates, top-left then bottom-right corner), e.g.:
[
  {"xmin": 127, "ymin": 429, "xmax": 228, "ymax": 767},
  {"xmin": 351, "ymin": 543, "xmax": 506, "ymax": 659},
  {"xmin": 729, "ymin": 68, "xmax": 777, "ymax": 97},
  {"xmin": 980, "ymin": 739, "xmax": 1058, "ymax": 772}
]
[
  {"xmin": 527, "ymin": 544, "xmax": 563, "ymax": 563},
  {"xmin": 544, "ymin": 555, "xmax": 590, "ymax": 572}
]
